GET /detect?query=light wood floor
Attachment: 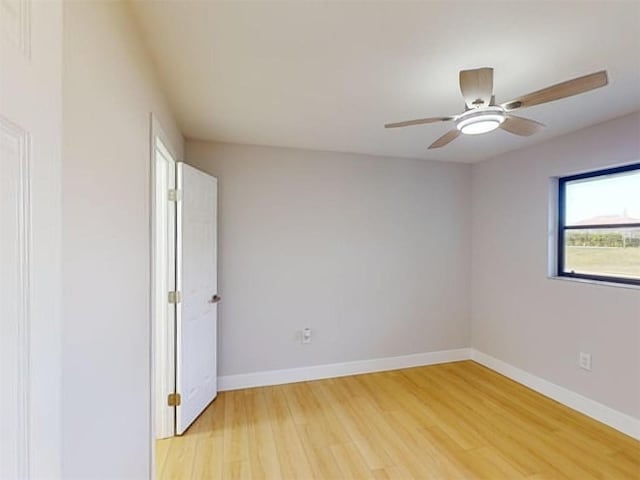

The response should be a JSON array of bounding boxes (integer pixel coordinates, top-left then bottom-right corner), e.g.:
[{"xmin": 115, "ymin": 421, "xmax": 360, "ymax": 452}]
[{"xmin": 157, "ymin": 361, "xmax": 640, "ymax": 479}]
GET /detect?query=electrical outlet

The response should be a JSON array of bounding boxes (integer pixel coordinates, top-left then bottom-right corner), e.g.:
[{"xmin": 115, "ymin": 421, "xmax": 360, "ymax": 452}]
[
  {"xmin": 579, "ymin": 352, "xmax": 592, "ymax": 371},
  {"xmin": 302, "ymin": 327, "xmax": 312, "ymax": 344}
]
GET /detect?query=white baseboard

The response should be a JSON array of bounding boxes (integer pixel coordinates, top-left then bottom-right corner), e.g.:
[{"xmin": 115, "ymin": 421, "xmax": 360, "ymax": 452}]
[
  {"xmin": 218, "ymin": 347, "xmax": 471, "ymax": 391},
  {"xmin": 217, "ymin": 347, "xmax": 639, "ymax": 440},
  {"xmin": 471, "ymin": 349, "xmax": 640, "ymax": 440}
]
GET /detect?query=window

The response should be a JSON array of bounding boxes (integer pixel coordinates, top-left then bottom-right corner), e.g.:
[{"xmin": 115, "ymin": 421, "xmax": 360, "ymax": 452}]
[{"xmin": 558, "ymin": 163, "xmax": 640, "ymax": 286}]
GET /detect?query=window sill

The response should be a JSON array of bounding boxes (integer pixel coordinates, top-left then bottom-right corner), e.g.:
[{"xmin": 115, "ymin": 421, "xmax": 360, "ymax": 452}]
[{"xmin": 549, "ymin": 275, "xmax": 640, "ymax": 290}]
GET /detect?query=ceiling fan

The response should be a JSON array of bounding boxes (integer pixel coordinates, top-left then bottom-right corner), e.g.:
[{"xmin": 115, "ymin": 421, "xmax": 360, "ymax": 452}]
[{"xmin": 385, "ymin": 68, "xmax": 608, "ymax": 149}]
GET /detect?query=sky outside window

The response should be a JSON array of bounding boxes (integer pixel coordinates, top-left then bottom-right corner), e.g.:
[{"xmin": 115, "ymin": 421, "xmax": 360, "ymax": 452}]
[{"xmin": 565, "ymin": 167, "xmax": 640, "ymax": 225}]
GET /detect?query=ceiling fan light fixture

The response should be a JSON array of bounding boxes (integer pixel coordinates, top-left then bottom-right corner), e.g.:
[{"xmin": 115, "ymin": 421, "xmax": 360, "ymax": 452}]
[
  {"xmin": 384, "ymin": 69, "xmax": 608, "ymax": 148},
  {"xmin": 456, "ymin": 107, "xmax": 505, "ymax": 135}
]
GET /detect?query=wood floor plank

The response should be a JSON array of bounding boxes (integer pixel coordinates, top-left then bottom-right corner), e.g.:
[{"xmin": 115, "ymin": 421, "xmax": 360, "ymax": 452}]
[
  {"xmin": 155, "ymin": 438, "xmax": 171, "ymax": 478},
  {"xmin": 222, "ymin": 460, "xmax": 251, "ymax": 480},
  {"xmin": 244, "ymin": 390, "xmax": 282, "ymax": 479},
  {"xmin": 371, "ymin": 464, "xmax": 417, "ymax": 480},
  {"xmin": 190, "ymin": 433, "xmax": 223, "ymax": 480},
  {"xmin": 223, "ymin": 390, "xmax": 249, "ymax": 463},
  {"xmin": 161, "ymin": 434, "xmax": 198, "ymax": 479},
  {"xmin": 318, "ymin": 385, "xmax": 396, "ymax": 470},
  {"xmin": 382, "ymin": 414, "xmax": 472, "ymax": 479},
  {"xmin": 330, "ymin": 442, "xmax": 376, "ymax": 480},
  {"xmin": 606, "ymin": 450, "xmax": 640, "ymax": 478},
  {"xmin": 297, "ymin": 423, "xmax": 344, "ymax": 479},
  {"xmin": 158, "ymin": 361, "xmax": 640, "ymax": 479},
  {"xmin": 464, "ymin": 446, "xmax": 528, "ymax": 479},
  {"xmin": 262, "ymin": 387, "xmax": 315, "ymax": 479}
]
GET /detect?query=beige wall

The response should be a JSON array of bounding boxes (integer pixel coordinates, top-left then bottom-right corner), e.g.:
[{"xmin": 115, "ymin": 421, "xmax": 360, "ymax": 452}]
[
  {"xmin": 471, "ymin": 112, "xmax": 640, "ymax": 418},
  {"xmin": 62, "ymin": 2, "xmax": 183, "ymax": 477},
  {"xmin": 186, "ymin": 142, "xmax": 472, "ymax": 377}
]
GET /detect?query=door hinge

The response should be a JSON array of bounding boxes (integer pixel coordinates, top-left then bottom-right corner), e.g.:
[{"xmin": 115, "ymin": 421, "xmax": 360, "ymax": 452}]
[
  {"xmin": 168, "ymin": 291, "xmax": 181, "ymax": 304},
  {"xmin": 168, "ymin": 189, "xmax": 182, "ymax": 202},
  {"xmin": 167, "ymin": 392, "xmax": 181, "ymax": 407}
]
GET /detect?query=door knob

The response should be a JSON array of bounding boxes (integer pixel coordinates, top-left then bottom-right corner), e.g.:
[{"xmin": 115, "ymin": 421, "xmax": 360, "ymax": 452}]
[{"xmin": 210, "ymin": 294, "xmax": 221, "ymax": 304}]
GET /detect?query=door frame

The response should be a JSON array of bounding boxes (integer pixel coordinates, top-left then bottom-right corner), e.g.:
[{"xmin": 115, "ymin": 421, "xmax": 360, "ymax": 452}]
[{"xmin": 150, "ymin": 114, "xmax": 180, "ymax": 443}]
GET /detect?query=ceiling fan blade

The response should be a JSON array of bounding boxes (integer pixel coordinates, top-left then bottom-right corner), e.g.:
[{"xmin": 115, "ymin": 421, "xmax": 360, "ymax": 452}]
[
  {"xmin": 501, "ymin": 70, "xmax": 608, "ymax": 111},
  {"xmin": 428, "ymin": 129, "xmax": 461, "ymax": 149},
  {"xmin": 385, "ymin": 116, "xmax": 453, "ymax": 128},
  {"xmin": 459, "ymin": 67, "xmax": 494, "ymax": 109},
  {"xmin": 500, "ymin": 115, "xmax": 545, "ymax": 136}
]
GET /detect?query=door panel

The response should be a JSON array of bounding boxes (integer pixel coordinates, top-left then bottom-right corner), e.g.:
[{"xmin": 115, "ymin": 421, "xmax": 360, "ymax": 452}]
[
  {"xmin": 176, "ymin": 163, "xmax": 218, "ymax": 434},
  {"xmin": 0, "ymin": 114, "xmax": 30, "ymax": 480}
]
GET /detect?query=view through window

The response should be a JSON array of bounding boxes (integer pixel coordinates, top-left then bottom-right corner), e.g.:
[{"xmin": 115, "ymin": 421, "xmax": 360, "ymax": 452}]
[{"xmin": 558, "ymin": 163, "xmax": 640, "ymax": 285}]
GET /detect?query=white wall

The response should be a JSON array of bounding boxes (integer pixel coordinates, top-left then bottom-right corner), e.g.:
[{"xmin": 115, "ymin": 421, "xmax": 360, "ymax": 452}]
[
  {"xmin": 186, "ymin": 142, "xmax": 471, "ymax": 377},
  {"xmin": 62, "ymin": 2, "xmax": 183, "ymax": 478},
  {"xmin": 471, "ymin": 112, "xmax": 640, "ymax": 418}
]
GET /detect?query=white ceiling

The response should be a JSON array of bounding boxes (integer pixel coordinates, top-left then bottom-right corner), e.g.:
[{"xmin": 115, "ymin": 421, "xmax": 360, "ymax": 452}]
[{"xmin": 131, "ymin": 1, "xmax": 640, "ymax": 163}]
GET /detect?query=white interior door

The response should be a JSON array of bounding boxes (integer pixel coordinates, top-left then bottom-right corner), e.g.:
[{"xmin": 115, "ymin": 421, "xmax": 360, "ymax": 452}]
[
  {"xmin": 175, "ymin": 163, "xmax": 218, "ymax": 434},
  {"xmin": 1, "ymin": 1, "xmax": 63, "ymax": 477}
]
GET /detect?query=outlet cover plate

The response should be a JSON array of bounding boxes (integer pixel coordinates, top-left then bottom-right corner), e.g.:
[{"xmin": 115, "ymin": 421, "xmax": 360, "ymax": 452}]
[
  {"xmin": 302, "ymin": 328, "xmax": 312, "ymax": 344},
  {"xmin": 579, "ymin": 352, "xmax": 592, "ymax": 371}
]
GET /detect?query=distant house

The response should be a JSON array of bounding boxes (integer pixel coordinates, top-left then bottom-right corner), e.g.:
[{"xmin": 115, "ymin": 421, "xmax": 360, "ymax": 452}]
[
  {"xmin": 574, "ymin": 213, "xmax": 640, "ymax": 226},
  {"xmin": 570, "ymin": 212, "xmax": 640, "ymax": 248}
]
